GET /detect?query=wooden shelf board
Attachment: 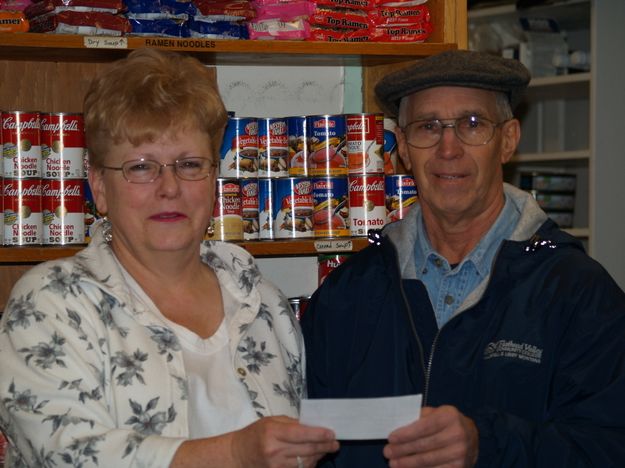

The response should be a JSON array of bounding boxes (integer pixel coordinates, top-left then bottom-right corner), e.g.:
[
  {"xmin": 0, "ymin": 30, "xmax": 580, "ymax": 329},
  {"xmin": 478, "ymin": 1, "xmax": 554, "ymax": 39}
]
[{"xmin": 511, "ymin": 149, "xmax": 590, "ymax": 164}]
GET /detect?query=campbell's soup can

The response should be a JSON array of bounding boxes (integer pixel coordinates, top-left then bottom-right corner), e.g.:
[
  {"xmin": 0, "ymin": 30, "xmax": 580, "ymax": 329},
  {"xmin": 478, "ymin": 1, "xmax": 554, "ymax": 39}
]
[
  {"xmin": 273, "ymin": 177, "xmax": 314, "ymax": 239},
  {"xmin": 42, "ymin": 178, "xmax": 85, "ymax": 245},
  {"xmin": 219, "ymin": 117, "xmax": 258, "ymax": 178},
  {"xmin": 210, "ymin": 178, "xmax": 243, "ymax": 241},
  {"xmin": 2, "ymin": 110, "xmax": 42, "ymax": 178},
  {"xmin": 40, "ymin": 113, "xmax": 86, "ymax": 179},
  {"xmin": 2, "ymin": 177, "xmax": 43, "ymax": 245},
  {"xmin": 241, "ymin": 178, "xmax": 259, "ymax": 240},
  {"xmin": 312, "ymin": 176, "xmax": 349, "ymax": 238},
  {"xmin": 348, "ymin": 174, "xmax": 386, "ymax": 237},
  {"xmin": 346, "ymin": 113, "xmax": 384, "ymax": 175},
  {"xmin": 258, "ymin": 117, "xmax": 289, "ymax": 178},
  {"xmin": 258, "ymin": 178, "xmax": 275, "ymax": 240},
  {"xmin": 307, "ymin": 114, "xmax": 347, "ymax": 177},
  {"xmin": 287, "ymin": 115, "xmax": 309, "ymax": 177},
  {"xmin": 385, "ymin": 174, "xmax": 418, "ymax": 224},
  {"xmin": 318, "ymin": 253, "xmax": 351, "ymax": 286}
]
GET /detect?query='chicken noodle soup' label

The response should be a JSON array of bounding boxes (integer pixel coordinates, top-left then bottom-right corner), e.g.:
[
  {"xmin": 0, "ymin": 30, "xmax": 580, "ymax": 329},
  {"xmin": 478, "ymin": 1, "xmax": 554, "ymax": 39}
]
[
  {"xmin": 40, "ymin": 112, "xmax": 86, "ymax": 179},
  {"xmin": 42, "ymin": 178, "xmax": 85, "ymax": 245},
  {"xmin": 210, "ymin": 178, "xmax": 243, "ymax": 241},
  {"xmin": 3, "ymin": 177, "xmax": 43, "ymax": 245},
  {"xmin": 2, "ymin": 110, "xmax": 42, "ymax": 178}
]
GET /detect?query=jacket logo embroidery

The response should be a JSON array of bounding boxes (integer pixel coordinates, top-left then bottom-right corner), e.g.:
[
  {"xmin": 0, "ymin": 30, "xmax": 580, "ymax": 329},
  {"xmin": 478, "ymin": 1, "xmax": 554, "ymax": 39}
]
[{"xmin": 483, "ymin": 340, "xmax": 542, "ymax": 364}]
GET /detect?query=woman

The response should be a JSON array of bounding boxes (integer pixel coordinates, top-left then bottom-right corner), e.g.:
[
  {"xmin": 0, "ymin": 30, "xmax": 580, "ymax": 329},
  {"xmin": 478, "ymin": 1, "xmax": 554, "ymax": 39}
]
[{"xmin": 0, "ymin": 48, "xmax": 337, "ymax": 467}]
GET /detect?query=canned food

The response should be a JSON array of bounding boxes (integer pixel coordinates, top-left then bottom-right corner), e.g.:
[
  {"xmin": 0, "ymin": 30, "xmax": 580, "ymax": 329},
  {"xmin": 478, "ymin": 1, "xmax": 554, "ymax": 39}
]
[
  {"xmin": 520, "ymin": 172, "xmax": 576, "ymax": 192},
  {"xmin": 210, "ymin": 178, "xmax": 243, "ymax": 241},
  {"xmin": 348, "ymin": 174, "xmax": 386, "ymax": 237},
  {"xmin": 274, "ymin": 177, "xmax": 314, "ymax": 238},
  {"xmin": 40, "ymin": 112, "xmax": 86, "ymax": 179},
  {"xmin": 219, "ymin": 117, "xmax": 258, "ymax": 178},
  {"xmin": 346, "ymin": 113, "xmax": 384, "ymax": 174},
  {"xmin": 2, "ymin": 177, "xmax": 43, "ymax": 245},
  {"xmin": 312, "ymin": 176, "xmax": 349, "ymax": 238},
  {"xmin": 287, "ymin": 115, "xmax": 309, "ymax": 177},
  {"xmin": 385, "ymin": 174, "xmax": 417, "ymax": 224},
  {"xmin": 241, "ymin": 178, "xmax": 259, "ymax": 240},
  {"xmin": 258, "ymin": 117, "xmax": 289, "ymax": 178},
  {"xmin": 42, "ymin": 178, "xmax": 85, "ymax": 245},
  {"xmin": 288, "ymin": 295, "xmax": 311, "ymax": 321},
  {"xmin": 318, "ymin": 253, "xmax": 350, "ymax": 285},
  {"xmin": 2, "ymin": 110, "xmax": 42, "ymax": 178},
  {"xmin": 307, "ymin": 114, "xmax": 347, "ymax": 177},
  {"xmin": 258, "ymin": 178, "xmax": 275, "ymax": 240}
]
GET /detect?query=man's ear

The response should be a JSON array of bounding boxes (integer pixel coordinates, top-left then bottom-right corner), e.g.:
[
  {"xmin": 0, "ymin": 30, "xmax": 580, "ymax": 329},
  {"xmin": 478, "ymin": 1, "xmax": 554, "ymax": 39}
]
[
  {"xmin": 395, "ymin": 126, "xmax": 412, "ymax": 171},
  {"xmin": 87, "ymin": 167, "xmax": 108, "ymax": 216},
  {"xmin": 500, "ymin": 118, "xmax": 521, "ymax": 164}
]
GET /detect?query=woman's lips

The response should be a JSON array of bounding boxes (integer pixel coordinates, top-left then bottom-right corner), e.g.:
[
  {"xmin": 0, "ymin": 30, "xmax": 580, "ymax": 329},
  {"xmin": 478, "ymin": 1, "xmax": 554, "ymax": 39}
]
[{"xmin": 149, "ymin": 212, "xmax": 186, "ymax": 221}]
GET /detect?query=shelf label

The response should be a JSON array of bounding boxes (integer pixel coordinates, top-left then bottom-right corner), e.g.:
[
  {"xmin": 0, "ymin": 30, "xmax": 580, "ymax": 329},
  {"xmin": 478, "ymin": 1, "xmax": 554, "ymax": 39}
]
[
  {"xmin": 314, "ymin": 239, "xmax": 354, "ymax": 253},
  {"xmin": 143, "ymin": 38, "xmax": 217, "ymax": 49},
  {"xmin": 83, "ymin": 37, "xmax": 128, "ymax": 49}
]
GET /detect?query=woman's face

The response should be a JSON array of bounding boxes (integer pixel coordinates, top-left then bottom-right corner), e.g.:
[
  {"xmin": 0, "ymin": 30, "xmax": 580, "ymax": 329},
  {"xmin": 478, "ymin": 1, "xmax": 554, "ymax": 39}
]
[{"xmin": 89, "ymin": 126, "xmax": 216, "ymax": 261}]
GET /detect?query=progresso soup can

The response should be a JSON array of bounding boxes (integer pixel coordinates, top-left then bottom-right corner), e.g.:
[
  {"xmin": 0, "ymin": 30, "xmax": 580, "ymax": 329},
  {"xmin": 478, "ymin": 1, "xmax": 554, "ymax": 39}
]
[
  {"xmin": 219, "ymin": 117, "xmax": 258, "ymax": 178},
  {"xmin": 258, "ymin": 117, "xmax": 289, "ymax": 178},
  {"xmin": 273, "ymin": 177, "xmax": 314, "ymax": 239},
  {"xmin": 209, "ymin": 178, "xmax": 243, "ymax": 241},
  {"xmin": 312, "ymin": 176, "xmax": 349, "ymax": 238},
  {"xmin": 241, "ymin": 178, "xmax": 259, "ymax": 240},
  {"xmin": 385, "ymin": 174, "xmax": 418, "ymax": 224},
  {"xmin": 258, "ymin": 178, "xmax": 275, "ymax": 240},
  {"xmin": 287, "ymin": 115, "xmax": 309, "ymax": 177},
  {"xmin": 307, "ymin": 114, "xmax": 347, "ymax": 177}
]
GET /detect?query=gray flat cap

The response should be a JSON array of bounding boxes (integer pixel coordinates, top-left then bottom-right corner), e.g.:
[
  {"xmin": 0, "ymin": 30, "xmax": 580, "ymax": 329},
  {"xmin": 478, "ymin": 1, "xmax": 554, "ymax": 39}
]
[{"xmin": 374, "ymin": 49, "xmax": 531, "ymax": 117}]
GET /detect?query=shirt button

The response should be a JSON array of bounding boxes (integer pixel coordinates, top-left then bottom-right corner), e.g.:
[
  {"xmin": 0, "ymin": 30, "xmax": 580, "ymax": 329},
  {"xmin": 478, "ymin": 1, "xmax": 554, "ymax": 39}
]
[
  {"xmin": 237, "ymin": 367, "xmax": 247, "ymax": 377},
  {"xmin": 444, "ymin": 294, "xmax": 454, "ymax": 305},
  {"xmin": 434, "ymin": 258, "xmax": 443, "ymax": 267}
]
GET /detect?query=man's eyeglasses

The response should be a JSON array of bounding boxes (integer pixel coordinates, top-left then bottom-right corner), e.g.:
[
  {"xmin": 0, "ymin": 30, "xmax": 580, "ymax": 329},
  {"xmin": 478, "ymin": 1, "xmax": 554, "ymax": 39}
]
[
  {"xmin": 101, "ymin": 157, "xmax": 216, "ymax": 184},
  {"xmin": 402, "ymin": 115, "xmax": 508, "ymax": 149}
]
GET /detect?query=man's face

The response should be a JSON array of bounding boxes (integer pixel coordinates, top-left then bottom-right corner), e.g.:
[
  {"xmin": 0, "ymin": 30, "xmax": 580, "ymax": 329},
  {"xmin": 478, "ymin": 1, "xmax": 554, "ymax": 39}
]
[{"xmin": 396, "ymin": 86, "xmax": 520, "ymax": 224}]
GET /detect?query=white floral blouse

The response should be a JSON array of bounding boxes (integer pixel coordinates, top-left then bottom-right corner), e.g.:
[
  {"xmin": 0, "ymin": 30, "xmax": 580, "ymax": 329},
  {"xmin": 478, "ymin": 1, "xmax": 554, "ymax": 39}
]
[{"xmin": 0, "ymin": 223, "xmax": 305, "ymax": 467}]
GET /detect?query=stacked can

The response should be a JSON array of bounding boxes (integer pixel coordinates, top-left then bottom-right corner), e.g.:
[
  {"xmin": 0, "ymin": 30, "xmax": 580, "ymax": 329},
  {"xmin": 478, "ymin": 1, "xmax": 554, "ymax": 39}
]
[
  {"xmin": 2, "ymin": 110, "xmax": 43, "ymax": 246},
  {"xmin": 273, "ymin": 177, "xmax": 314, "ymax": 239},
  {"xmin": 40, "ymin": 112, "xmax": 86, "ymax": 245},
  {"xmin": 210, "ymin": 178, "xmax": 243, "ymax": 241},
  {"xmin": 385, "ymin": 174, "xmax": 417, "ymax": 224},
  {"xmin": 258, "ymin": 117, "xmax": 289, "ymax": 178},
  {"xmin": 241, "ymin": 178, "xmax": 259, "ymax": 240},
  {"xmin": 287, "ymin": 116, "xmax": 309, "ymax": 177}
]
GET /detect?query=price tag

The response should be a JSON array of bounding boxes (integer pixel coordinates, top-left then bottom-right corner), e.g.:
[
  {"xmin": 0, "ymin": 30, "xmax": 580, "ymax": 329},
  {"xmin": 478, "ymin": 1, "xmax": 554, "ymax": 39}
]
[
  {"xmin": 83, "ymin": 37, "xmax": 128, "ymax": 49},
  {"xmin": 314, "ymin": 239, "xmax": 353, "ymax": 253}
]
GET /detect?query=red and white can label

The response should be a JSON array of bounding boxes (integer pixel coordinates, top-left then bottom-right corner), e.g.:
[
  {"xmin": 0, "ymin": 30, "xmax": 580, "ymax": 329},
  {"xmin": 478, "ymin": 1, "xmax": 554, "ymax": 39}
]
[
  {"xmin": 346, "ymin": 113, "xmax": 384, "ymax": 175},
  {"xmin": 2, "ymin": 178, "xmax": 43, "ymax": 245},
  {"xmin": 42, "ymin": 179, "xmax": 85, "ymax": 245},
  {"xmin": 258, "ymin": 178, "xmax": 275, "ymax": 240},
  {"xmin": 219, "ymin": 117, "xmax": 259, "ymax": 178},
  {"xmin": 287, "ymin": 116, "xmax": 309, "ymax": 177},
  {"xmin": 210, "ymin": 178, "xmax": 243, "ymax": 241},
  {"xmin": 348, "ymin": 174, "xmax": 386, "ymax": 237},
  {"xmin": 318, "ymin": 253, "xmax": 351, "ymax": 286},
  {"xmin": 258, "ymin": 117, "xmax": 289, "ymax": 178},
  {"xmin": 241, "ymin": 178, "xmax": 259, "ymax": 240},
  {"xmin": 2, "ymin": 111, "xmax": 42, "ymax": 178},
  {"xmin": 385, "ymin": 174, "xmax": 418, "ymax": 224},
  {"xmin": 312, "ymin": 176, "xmax": 350, "ymax": 238},
  {"xmin": 274, "ymin": 177, "xmax": 314, "ymax": 238},
  {"xmin": 307, "ymin": 114, "xmax": 347, "ymax": 177},
  {"xmin": 40, "ymin": 113, "xmax": 86, "ymax": 179}
]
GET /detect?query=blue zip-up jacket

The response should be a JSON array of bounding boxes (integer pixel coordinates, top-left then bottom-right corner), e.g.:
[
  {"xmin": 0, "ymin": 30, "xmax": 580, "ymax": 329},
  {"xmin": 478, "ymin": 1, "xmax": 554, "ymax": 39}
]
[{"xmin": 302, "ymin": 184, "xmax": 625, "ymax": 467}]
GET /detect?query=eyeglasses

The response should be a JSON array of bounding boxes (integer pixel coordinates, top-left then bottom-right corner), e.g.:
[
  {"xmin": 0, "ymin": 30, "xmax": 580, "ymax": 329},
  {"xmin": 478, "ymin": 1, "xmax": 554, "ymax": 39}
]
[
  {"xmin": 402, "ymin": 115, "xmax": 508, "ymax": 149},
  {"xmin": 101, "ymin": 157, "xmax": 216, "ymax": 184}
]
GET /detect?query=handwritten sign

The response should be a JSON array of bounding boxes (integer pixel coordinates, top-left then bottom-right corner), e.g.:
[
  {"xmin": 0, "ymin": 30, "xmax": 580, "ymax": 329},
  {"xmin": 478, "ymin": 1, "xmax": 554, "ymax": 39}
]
[
  {"xmin": 314, "ymin": 239, "xmax": 353, "ymax": 252},
  {"xmin": 83, "ymin": 36, "xmax": 128, "ymax": 49}
]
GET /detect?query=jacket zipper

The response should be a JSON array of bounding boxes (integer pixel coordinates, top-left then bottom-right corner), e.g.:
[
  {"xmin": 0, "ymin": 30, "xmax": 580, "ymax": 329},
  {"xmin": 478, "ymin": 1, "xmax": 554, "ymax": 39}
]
[{"xmin": 423, "ymin": 330, "xmax": 440, "ymax": 406}]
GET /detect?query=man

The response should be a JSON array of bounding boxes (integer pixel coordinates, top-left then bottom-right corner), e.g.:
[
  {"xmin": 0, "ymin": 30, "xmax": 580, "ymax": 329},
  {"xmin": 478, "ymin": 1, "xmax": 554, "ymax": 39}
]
[{"xmin": 301, "ymin": 49, "xmax": 625, "ymax": 467}]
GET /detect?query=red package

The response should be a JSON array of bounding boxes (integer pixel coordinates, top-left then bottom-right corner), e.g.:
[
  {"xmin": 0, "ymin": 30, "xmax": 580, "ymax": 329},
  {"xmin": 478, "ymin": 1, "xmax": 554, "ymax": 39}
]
[
  {"xmin": 369, "ymin": 3, "xmax": 429, "ymax": 26},
  {"xmin": 193, "ymin": 0, "xmax": 256, "ymax": 20},
  {"xmin": 28, "ymin": 10, "xmax": 131, "ymax": 34}
]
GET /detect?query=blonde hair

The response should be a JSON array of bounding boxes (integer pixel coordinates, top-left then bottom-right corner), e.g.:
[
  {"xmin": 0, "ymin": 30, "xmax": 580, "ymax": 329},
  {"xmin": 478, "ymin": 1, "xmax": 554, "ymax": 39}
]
[{"xmin": 84, "ymin": 48, "xmax": 228, "ymax": 167}]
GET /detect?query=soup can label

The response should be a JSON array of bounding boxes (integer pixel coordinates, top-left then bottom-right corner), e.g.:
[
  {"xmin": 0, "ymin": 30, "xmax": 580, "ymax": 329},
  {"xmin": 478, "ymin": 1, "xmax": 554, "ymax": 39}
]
[
  {"xmin": 307, "ymin": 114, "xmax": 347, "ymax": 177},
  {"xmin": 312, "ymin": 176, "xmax": 349, "ymax": 238},
  {"xmin": 346, "ymin": 113, "xmax": 384, "ymax": 175},
  {"xmin": 241, "ymin": 178, "xmax": 259, "ymax": 240},
  {"xmin": 258, "ymin": 117, "xmax": 289, "ymax": 178},
  {"xmin": 83, "ymin": 180, "xmax": 101, "ymax": 242},
  {"xmin": 42, "ymin": 178, "xmax": 85, "ymax": 245},
  {"xmin": 2, "ymin": 111, "xmax": 42, "ymax": 178},
  {"xmin": 210, "ymin": 178, "xmax": 243, "ymax": 241},
  {"xmin": 274, "ymin": 177, "xmax": 314, "ymax": 238},
  {"xmin": 40, "ymin": 113, "xmax": 86, "ymax": 179},
  {"xmin": 287, "ymin": 116, "xmax": 309, "ymax": 177},
  {"xmin": 219, "ymin": 117, "xmax": 258, "ymax": 178},
  {"xmin": 385, "ymin": 174, "xmax": 418, "ymax": 223},
  {"xmin": 348, "ymin": 174, "xmax": 386, "ymax": 237},
  {"xmin": 258, "ymin": 178, "xmax": 275, "ymax": 240},
  {"xmin": 2, "ymin": 177, "xmax": 43, "ymax": 245}
]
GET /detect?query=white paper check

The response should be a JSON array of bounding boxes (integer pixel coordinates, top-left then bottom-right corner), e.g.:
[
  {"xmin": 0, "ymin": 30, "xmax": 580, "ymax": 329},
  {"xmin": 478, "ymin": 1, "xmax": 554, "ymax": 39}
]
[{"xmin": 299, "ymin": 394, "xmax": 422, "ymax": 440}]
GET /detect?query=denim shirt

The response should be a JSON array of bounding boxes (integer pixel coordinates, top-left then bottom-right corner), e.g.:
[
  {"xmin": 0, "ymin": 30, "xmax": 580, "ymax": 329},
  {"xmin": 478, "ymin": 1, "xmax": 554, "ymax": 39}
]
[{"xmin": 415, "ymin": 195, "xmax": 521, "ymax": 328}]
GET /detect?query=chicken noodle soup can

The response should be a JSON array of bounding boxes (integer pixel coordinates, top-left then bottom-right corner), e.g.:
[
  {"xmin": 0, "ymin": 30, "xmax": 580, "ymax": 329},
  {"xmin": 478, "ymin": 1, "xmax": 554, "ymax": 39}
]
[
  {"xmin": 287, "ymin": 115, "xmax": 309, "ymax": 177},
  {"xmin": 273, "ymin": 177, "xmax": 314, "ymax": 238},
  {"xmin": 2, "ymin": 177, "xmax": 43, "ymax": 245},
  {"xmin": 258, "ymin": 177, "xmax": 275, "ymax": 240},
  {"xmin": 2, "ymin": 110, "xmax": 42, "ymax": 178},
  {"xmin": 307, "ymin": 114, "xmax": 347, "ymax": 177},
  {"xmin": 210, "ymin": 178, "xmax": 243, "ymax": 241},
  {"xmin": 219, "ymin": 117, "xmax": 258, "ymax": 178},
  {"xmin": 312, "ymin": 176, "xmax": 350, "ymax": 238},
  {"xmin": 258, "ymin": 117, "xmax": 289, "ymax": 178},
  {"xmin": 241, "ymin": 178, "xmax": 259, "ymax": 240},
  {"xmin": 348, "ymin": 174, "xmax": 386, "ymax": 237},
  {"xmin": 40, "ymin": 112, "xmax": 86, "ymax": 179},
  {"xmin": 385, "ymin": 174, "xmax": 418, "ymax": 224},
  {"xmin": 346, "ymin": 113, "xmax": 384, "ymax": 174},
  {"xmin": 42, "ymin": 178, "xmax": 85, "ymax": 245}
]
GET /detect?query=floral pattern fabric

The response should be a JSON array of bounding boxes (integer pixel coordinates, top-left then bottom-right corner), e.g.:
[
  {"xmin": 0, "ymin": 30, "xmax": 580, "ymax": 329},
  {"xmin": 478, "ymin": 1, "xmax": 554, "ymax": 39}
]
[{"xmin": 0, "ymin": 223, "xmax": 304, "ymax": 467}]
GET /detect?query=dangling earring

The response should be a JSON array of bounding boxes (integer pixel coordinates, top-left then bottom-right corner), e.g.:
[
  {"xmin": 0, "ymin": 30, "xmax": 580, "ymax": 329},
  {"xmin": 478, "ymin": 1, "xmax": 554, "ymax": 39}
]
[
  {"xmin": 102, "ymin": 216, "xmax": 113, "ymax": 243},
  {"xmin": 205, "ymin": 218, "xmax": 215, "ymax": 237}
]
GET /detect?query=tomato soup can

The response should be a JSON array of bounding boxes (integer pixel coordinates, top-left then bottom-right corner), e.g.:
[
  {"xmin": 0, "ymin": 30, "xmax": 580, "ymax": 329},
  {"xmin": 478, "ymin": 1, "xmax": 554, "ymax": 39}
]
[
  {"xmin": 219, "ymin": 117, "xmax": 258, "ymax": 178},
  {"xmin": 210, "ymin": 178, "xmax": 243, "ymax": 241},
  {"xmin": 312, "ymin": 176, "xmax": 349, "ymax": 238},
  {"xmin": 2, "ymin": 177, "xmax": 42, "ymax": 245},
  {"xmin": 318, "ymin": 253, "xmax": 351, "ymax": 286},
  {"xmin": 241, "ymin": 178, "xmax": 259, "ymax": 241},
  {"xmin": 385, "ymin": 174, "xmax": 418, "ymax": 224},
  {"xmin": 274, "ymin": 177, "xmax": 314, "ymax": 239},
  {"xmin": 40, "ymin": 113, "xmax": 86, "ymax": 179},
  {"xmin": 307, "ymin": 114, "xmax": 347, "ymax": 177},
  {"xmin": 2, "ymin": 110, "xmax": 42, "ymax": 178},
  {"xmin": 258, "ymin": 177, "xmax": 275, "ymax": 240},
  {"xmin": 42, "ymin": 178, "xmax": 85, "ymax": 245},
  {"xmin": 287, "ymin": 115, "xmax": 309, "ymax": 177},
  {"xmin": 258, "ymin": 117, "xmax": 289, "ymax": 178},
  {"xmin": 346, "ymin": 113, "xmax": 384, "ymax": 175},
  {"xmin": 348, "ymin": 174, "xmax": 386, "ymax": 237}
]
